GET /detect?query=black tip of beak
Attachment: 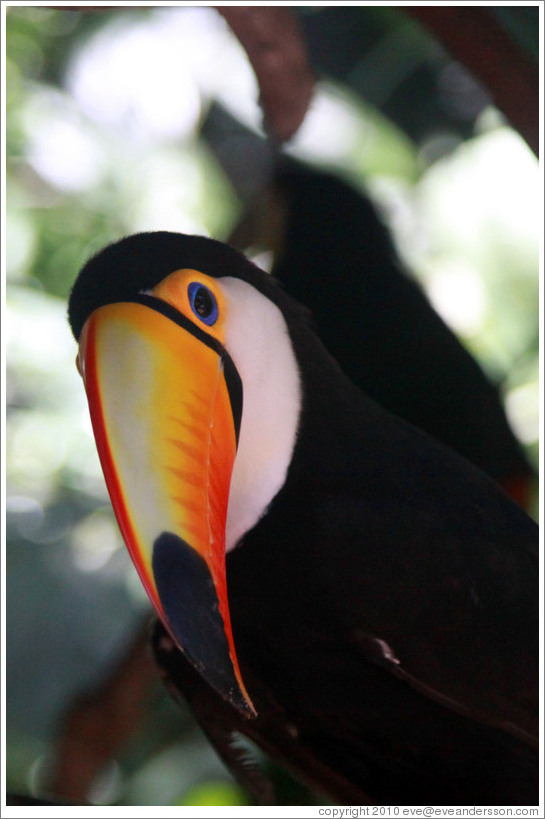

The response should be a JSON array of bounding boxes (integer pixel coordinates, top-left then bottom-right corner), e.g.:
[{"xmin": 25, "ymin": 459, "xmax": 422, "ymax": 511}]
[{"xmin": 152, "ymin": 532, "xmax": 252, "ymax": 716}]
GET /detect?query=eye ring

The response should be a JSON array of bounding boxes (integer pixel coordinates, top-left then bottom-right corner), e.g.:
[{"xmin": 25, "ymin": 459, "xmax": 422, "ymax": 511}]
[{"xmin": 187, "ymin": 282, "xmax": 218, "ymax": 326}]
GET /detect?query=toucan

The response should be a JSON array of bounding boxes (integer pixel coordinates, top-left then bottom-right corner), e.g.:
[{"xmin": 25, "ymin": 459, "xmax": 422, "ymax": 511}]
[
  {"xmin": 68, "ymin": 231, "xmax": 538, "ymax": 806},
  {"xmin": 240, "ymin": 160, "xmax": 536, "ymax": 508}
]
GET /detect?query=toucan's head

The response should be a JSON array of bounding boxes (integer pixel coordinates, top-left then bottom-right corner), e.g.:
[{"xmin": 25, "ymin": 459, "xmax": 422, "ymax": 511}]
[{"xmin": 69, "ymin": 232, "xmax": 303, "ymax": 716}]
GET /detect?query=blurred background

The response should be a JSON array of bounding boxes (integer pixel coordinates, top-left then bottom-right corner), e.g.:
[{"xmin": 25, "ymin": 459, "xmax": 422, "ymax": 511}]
[{"xmin": 4, "ymin": 4, "xmax": 540, "ymax": 807}]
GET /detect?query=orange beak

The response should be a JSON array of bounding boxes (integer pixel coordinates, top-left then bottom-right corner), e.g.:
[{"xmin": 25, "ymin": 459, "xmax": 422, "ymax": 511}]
[{"xmin": 78, "ymin": 294, "xmax": 255, "ymax": 716}]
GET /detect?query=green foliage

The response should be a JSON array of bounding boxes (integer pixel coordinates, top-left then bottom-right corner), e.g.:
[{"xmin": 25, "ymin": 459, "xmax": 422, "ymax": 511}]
[{"xmin": 177, "ymin": 780, "xmax": 250, "ymax": 807}]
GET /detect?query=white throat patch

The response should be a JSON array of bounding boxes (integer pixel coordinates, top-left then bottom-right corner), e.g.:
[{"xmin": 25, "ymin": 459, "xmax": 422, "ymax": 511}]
[{"xmin": 219, "ymin": 276, "xmax": 302, "ymax": 552}]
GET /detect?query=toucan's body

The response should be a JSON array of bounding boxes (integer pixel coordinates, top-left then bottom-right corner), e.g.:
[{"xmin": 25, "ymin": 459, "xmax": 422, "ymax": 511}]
[{"xmin": 69, "ymin": 232, "xmax": 538, "ymax": 806}]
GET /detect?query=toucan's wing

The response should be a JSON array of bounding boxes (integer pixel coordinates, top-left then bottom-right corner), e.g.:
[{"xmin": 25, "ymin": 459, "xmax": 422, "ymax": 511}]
[
  {"xmin": 268, "ymin": 316, "xmax": 539, "ymax": 751},
  {"xmin": 275, "ymin": 392, "xmax": 539, "ymax": 746},
  {"xmin": 318, "ymin": 477, "xmax": 539, "ymax": 746}
]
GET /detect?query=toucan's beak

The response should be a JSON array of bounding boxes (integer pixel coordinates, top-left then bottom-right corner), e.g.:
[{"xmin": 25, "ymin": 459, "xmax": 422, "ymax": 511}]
[{"xmin": 77, "ymin": 290, "xmax": 255, "ymax": 717}]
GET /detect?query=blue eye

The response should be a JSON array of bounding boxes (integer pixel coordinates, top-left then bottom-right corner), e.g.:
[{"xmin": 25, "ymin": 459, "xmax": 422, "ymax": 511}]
[{"xmin": 188, "ymin": 282, "xmax": 218, "ymax": 326}]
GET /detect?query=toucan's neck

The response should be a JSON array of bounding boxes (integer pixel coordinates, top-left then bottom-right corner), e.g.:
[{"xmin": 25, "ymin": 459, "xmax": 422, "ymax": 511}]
[{"xmin": 274, "ymin": 316, "xmax": 388, "ymax": 495}]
